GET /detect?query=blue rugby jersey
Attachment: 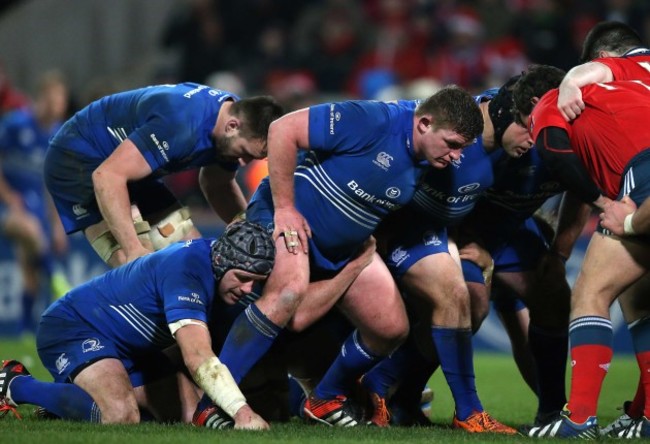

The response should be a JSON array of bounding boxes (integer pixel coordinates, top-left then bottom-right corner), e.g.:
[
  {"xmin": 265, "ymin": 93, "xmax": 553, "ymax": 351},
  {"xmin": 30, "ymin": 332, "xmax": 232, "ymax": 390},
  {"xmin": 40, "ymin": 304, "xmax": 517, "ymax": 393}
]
[
  {"xmin": 49, "ymin": 83, "xmax": 239, "ymax": 174},
  {"xmin": 0, "ymin": 108, "xmax": 61, "ymax": 222},
  {"xmin": 249, "ymin": 100, "xmax": 430, "ymax": 271},
  {"xmin": 479, "ymin": 146, "xmax": 563, "ymax": 223},
  {"xmin": 44, "ymin": 238, "xmax": 217, "ymax": 353},
  {"xmin": 400, "ymin": 91, "xmax": 497, "ymax": 227}
]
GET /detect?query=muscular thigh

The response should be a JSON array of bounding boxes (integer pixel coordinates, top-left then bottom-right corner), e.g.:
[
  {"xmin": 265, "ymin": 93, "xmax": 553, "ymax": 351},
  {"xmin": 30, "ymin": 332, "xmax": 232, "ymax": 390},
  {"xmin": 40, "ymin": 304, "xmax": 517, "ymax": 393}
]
[
  {"xmin": 401, "ymin": 252, "xmax": 467, "ymax": 306},
  {"xmin": 338, "ymin": 253, "xmax": 407, "ymax": 334},
  {"xmin": 73, "ymin": 358, "xmax": 136, "ymax": 415},
  {"xmin": 573, "ymin": 233, "xmax": 650, "ymax": 316},
  {"xmin": 619, "ymin": 271, "xmax": 650, "ymax": 322}
]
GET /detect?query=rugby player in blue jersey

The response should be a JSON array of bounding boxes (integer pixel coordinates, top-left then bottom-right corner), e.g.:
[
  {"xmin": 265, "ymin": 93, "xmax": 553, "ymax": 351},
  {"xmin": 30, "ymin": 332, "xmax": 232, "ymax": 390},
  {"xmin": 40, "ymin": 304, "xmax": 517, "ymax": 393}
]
[
  {"xmin": 359, "ymin": 77, "xmax": 529, "ymax": 433},
  {"xmin": 0, "ymin": 70, "xmax": 70, "ymax": 332},
  {"xmin": 0, "ymin": 220, "xmax": 275, "ymax": 429},
  {"xmin": 452, "ymin": 68, "xmax": 605, "ymax": 430},
  {"xmin": 44, "ymin": 84, "xmax": 283, "ymax": 267},
  {"xmin": 210, "ymin": 86, "xmax": 484, "ymax": 426}
]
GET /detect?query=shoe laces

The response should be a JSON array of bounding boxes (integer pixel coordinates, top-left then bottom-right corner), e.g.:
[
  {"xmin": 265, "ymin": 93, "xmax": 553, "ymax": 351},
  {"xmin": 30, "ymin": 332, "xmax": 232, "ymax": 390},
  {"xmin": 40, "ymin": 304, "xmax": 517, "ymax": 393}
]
[
  {"xmin": 474, "ymin": 411, "xmax": 515, "ymax": 433},
  {"xmin": 370, "ymin": 394, "xmax": 390, "ymax": 426},
  {"xmin": 0, "ymin": 400, "xmax": 21, "ymax": 420},
  {"xmin": 476, "ymin": 411, "xmax": 498, "ymax": 429}
]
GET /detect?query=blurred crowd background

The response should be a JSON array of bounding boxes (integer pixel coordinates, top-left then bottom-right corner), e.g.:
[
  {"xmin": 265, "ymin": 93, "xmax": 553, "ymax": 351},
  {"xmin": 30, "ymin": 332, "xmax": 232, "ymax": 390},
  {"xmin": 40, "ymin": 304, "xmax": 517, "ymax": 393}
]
[{"xmin": 1, "ymin": 0, "xmax": 650, "ymax": 216}]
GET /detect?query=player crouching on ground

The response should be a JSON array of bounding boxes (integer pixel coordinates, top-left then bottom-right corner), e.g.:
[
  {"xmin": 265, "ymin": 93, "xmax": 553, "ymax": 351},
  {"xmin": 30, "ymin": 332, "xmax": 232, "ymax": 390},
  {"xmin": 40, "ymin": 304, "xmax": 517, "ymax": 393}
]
[{"xmin": 0, "ymin": 220, "xmax": 274, "ymax": 430}]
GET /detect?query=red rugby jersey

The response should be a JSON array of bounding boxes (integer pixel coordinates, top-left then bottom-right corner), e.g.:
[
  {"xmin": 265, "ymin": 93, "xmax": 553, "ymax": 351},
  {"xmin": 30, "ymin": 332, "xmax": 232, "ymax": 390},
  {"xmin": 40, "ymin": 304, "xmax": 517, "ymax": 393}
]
[{"xmin": 530, "ymin": 80, "xmax": 650, "ymax": 198}]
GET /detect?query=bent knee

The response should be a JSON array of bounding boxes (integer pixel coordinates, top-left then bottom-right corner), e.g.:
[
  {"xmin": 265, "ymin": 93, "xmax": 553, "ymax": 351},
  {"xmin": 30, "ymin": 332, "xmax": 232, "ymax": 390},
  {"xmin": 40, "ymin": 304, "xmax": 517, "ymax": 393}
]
[
  {"xmin": 276, "ymin": 285, "xmax": 307, "ymax": 310},
  {"xmin": 370, "ymin": 320, "xmax": 409, "ymax": 354},
  {"xmin": 100, "ymin": 400, "xmax": 140, "ymax": 424}
]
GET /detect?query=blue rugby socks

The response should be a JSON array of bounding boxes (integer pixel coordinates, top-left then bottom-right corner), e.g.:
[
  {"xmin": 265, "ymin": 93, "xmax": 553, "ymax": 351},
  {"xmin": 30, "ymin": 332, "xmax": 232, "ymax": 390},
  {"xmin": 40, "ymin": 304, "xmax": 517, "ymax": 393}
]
[
  {"xmin": 313, "ymin": 330, "xmax": 381, "ymax": 400},
  {"xmin": 218, "ymin": 303, "xmax": 282, "ymax": 384},
  {"xmin": 362, "ymin": 336, "xmax": 431, "ymax": 398},
  {"xmin": 10, "ymin": 376, "xmax": 101, "ymax": 422},
  {"xmin": 431, "ymin": 326, "xmax": 482, "ymax": 420}
]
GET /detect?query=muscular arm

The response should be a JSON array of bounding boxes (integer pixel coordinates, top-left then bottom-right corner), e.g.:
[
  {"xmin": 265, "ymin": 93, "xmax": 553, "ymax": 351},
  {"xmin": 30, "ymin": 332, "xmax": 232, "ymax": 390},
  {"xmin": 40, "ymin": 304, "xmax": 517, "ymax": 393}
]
[
  {"xmin": 550, "ymin": 191, "xmax": 593, "ymax": 260},
  {"xmin": 536, "ymin": 127, "xmax": 606, "ymax": 208},
  {"xmin": 198, "ymin": 164, "xmax": 247, "ymax": 224},
  {"xmin": 92, "ymin": 139, "xmax": 152, "ymax": 260},
  {"xmin": 175, "ymin": 322, "xmax": 268, "ymax": 429},
  {"xmin": 558, "ymin": 62, "xmax": 614, "ymax": 121},
  {"xmin": 287, "ymin": 237, "xmax": 377, "ymax": 332},
  {"xmin": 267, "ymin": 108, "xmax": 312, "ymax": 251}
]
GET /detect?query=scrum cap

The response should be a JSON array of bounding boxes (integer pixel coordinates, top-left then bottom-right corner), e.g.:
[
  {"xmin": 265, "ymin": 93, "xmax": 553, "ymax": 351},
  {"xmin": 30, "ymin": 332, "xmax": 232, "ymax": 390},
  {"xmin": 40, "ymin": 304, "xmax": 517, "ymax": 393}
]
[
  {"xmin": 487, "ymin": 74, "xmax": 520, "ymax": 147},
  {"xmin": 211, "ymin": 220, "xmax": 275, "ymax": 281}
]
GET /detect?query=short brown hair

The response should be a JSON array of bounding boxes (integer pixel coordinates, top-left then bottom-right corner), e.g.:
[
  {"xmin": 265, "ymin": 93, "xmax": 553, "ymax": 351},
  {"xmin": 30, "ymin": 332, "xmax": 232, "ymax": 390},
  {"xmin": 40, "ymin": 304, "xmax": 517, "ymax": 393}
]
[
  {"xmin": 230, "ymin": 96, "xmax": 284, "ymax": 140},
  {"xmin": 580, "ymin": 21, "xmax": 644, "ymax": 63},
  {"xmin": 512, "ymin": 65, "xmax": 566, "ymax": 118},
  {"xmin": 416, "ymin": 85, "xmax": 483, "ymax": 141}
]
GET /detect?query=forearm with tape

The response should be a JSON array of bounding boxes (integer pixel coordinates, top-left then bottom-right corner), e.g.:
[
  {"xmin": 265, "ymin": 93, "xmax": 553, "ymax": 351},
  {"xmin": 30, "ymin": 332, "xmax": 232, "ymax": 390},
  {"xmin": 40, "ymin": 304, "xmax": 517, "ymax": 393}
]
[
  {"xmin": 193, "ymin": 356, "xmax": 247, "ymax": 418},
  {"xmin": 482, "ymin": 260, "xmax": 495, "ymax": 287},
  {"xmin": 624, "ymin": 212, "xmax": 637, "ymax": 235}
]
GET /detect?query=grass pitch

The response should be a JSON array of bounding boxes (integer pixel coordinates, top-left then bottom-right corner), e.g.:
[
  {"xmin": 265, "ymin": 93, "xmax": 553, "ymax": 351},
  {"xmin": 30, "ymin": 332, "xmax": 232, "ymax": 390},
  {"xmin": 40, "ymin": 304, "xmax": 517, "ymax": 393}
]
[{"xmin": 1, "ymin": 336, "xmax": 637, "ymax": 443}]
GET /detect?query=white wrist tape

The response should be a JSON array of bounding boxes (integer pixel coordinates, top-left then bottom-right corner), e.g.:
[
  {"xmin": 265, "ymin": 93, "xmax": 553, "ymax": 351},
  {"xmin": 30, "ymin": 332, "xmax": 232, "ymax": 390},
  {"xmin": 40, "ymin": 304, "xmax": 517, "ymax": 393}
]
[
  {"xmin": 194, "ymin": 356, "xmax": 247, "ymax": 418},
  {"xmin": 168, "ymin": 319, "xmax": 208, "ymax": 336},
  {"xmin": 624, "ymin": 212, "xmax": 637, "ymax": 235},
  {"xmin": 482, "ymin": 260, "xmax": 495, "ymax": 287}
]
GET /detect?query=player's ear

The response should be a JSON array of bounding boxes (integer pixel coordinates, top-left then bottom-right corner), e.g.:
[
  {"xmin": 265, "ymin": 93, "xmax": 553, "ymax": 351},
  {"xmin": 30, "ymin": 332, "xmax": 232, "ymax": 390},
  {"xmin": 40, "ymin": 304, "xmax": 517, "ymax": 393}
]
[
  {"xmin": 417, "ymin": 115, "xmax": 432, "ymax": 133},
  {"xmin": 531, "ymin": 97, "xmax": 540, "ymax": 106},
  {"xmin": 225, "ymin": 117, "xmax": 241, "ymax": 134}
]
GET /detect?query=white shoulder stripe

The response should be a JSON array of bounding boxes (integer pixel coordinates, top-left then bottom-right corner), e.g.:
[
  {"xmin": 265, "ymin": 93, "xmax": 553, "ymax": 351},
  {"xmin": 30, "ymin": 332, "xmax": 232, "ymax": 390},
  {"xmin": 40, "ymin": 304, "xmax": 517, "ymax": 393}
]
[{"xmin": 109, "ymin": 304, "xmax": 172, "ymax": 345}]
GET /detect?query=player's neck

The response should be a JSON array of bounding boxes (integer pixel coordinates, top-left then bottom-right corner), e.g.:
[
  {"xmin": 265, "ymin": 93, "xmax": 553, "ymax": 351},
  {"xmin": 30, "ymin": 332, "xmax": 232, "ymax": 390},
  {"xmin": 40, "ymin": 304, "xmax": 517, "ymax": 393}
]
[
  {"xmin": 479, "ymin": 102, "xmax": 496, "ymax": 151},
  {"xmin": 213, "ymin": 100, "xmax": 234, "ymax": 137}
]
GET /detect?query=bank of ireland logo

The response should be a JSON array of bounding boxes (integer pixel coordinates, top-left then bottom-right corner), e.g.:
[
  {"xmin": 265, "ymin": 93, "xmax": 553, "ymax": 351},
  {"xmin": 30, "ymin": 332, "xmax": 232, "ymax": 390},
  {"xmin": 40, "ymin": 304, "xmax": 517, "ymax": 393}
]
[
  {"xmin": 82, "ymin": 338, "xmax": 105, "ymax": 353},
  {"xmin": 373, "ymin": 152, "xmax": 393, "ymax": 171},
  {"xmin": 386, "ymin": 187, "xmax": 401, "ymax": 199}
]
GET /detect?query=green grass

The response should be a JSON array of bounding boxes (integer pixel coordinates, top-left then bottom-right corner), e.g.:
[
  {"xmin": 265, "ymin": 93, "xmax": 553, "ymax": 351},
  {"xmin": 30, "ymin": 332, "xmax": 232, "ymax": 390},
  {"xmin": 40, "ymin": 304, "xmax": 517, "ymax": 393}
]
[{"xmin": 0, "ymin": 336, "xmax": 638, "ymax": 443}]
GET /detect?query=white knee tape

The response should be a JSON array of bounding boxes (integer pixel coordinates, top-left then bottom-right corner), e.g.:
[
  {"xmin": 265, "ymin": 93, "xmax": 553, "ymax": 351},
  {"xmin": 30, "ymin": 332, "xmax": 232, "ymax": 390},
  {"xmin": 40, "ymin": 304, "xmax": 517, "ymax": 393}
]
[
  {"xmin": 89, "ymin": 220, "xmax": 151, "ymax": 264},
  {"xmin": 149, "ymin": 207, "xmax": 194, "ymax": 250}
]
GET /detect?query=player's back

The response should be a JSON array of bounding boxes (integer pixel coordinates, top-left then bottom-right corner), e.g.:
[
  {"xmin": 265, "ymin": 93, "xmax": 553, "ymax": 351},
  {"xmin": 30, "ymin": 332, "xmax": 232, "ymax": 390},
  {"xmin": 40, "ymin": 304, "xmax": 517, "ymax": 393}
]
[
  {"xmin": 45, "ymin": 238, "xmax": 216, "ymax": 353},
  {"xmin": 50, "ymin": 83, "xmax": 236, "ymax": 164},
  {"xmin": 573, "ymin": 80, "xmax": 650, "ymax": 197},
  {"xmin": 531, "ymin": 81, "xmax": 650, "ymax": 198},
  {"xmin": 596, "ymin": 49, "xmax": 650, "ymax": 80}
]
